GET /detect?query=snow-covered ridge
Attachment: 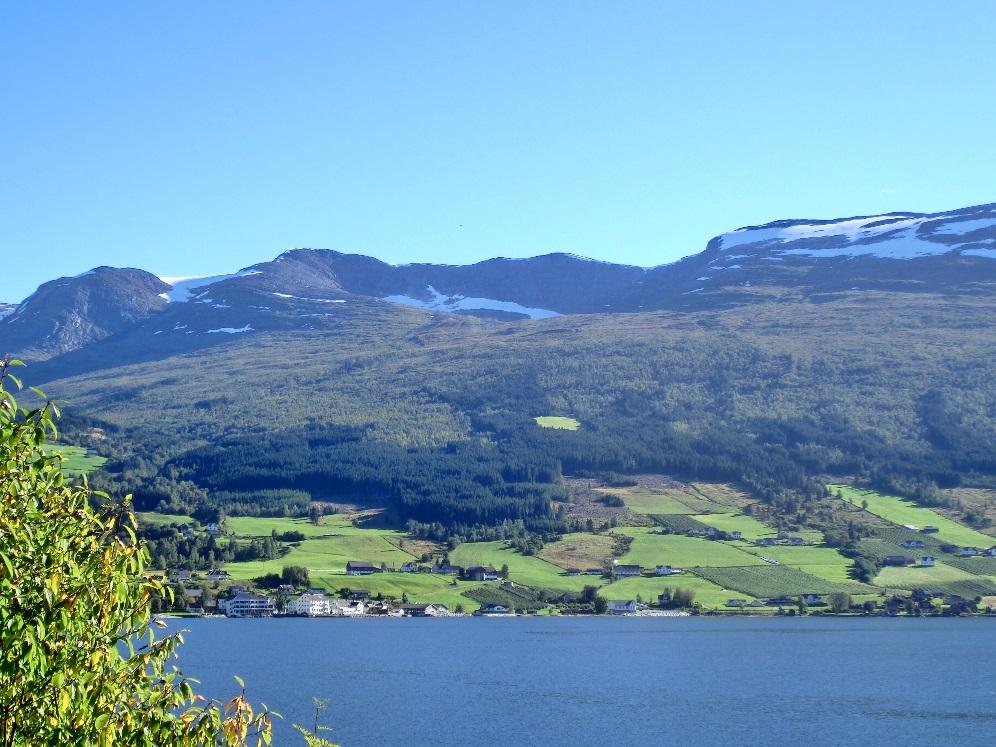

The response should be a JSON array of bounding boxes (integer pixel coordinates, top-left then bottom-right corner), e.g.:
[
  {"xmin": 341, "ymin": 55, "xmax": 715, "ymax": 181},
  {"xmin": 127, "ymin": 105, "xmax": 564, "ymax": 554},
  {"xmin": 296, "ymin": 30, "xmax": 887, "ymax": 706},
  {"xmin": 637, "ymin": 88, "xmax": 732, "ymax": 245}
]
[
  {"xmin": 718, "ymin": 209, "xmax": 996, "ymax": 260},
  {"xmin": 158, "ymin": 269, "xmax": 262, "ymax": 302},
  {"xmin": 383, "ymin": 286, "xmax": 560, "ymax": 319}
]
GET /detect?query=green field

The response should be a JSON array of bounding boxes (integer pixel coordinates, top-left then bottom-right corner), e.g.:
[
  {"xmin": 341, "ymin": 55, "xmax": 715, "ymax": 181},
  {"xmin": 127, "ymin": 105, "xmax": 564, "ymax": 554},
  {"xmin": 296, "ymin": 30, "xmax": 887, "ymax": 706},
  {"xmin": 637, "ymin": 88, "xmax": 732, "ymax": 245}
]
[
  {"xmin": 600, "ymin": 487, "xmax": 698, "ymax": 515},
  {"xmin": 536, "ymin": 532, "xmax": 616, "ymax": 569},
  {"xmin": 225, "ymin": 515, "xmax": 357, "ymax": 538},
  {"xmin": 599, "ymin": 574, "xmax": 754, "ymax": 608},
  {"xmin": 942, "ymin": 555, "xmax": 996, "ymax": 576},
  {"xmin": 450, "ymin": 541, "xmax": 597, "ymax": 592},
  {"xmin": 534, "ymin": 416, "xmax": 580, "ymax": 430},
  {"xmin": 692, "ymin": 565, "xmax": 872, "ymax": 598},
  {"xmin": 873, "ymin": 562, "xmax": 996, "ymax": 596},
  {"xmin": 137, "ymin": 511, "xmax": 193, "ymax": 527},
  {"xmin": 310, "ymin": 572, "xmax": 485, "ymax": 611},
  {"xmin": 45, "ymin": 445, "xmax": 107, "ymax": 476},
  {"xmin": 834, "ymin": 485, "xmax": 994, "ymax": 547},
  {"xmin": 613, "ymin": 528, "xmax": 766, "ymax": 568},
  {"xmin": 693, "ymin": 512, "xmax": 776, "ymax": 541}
]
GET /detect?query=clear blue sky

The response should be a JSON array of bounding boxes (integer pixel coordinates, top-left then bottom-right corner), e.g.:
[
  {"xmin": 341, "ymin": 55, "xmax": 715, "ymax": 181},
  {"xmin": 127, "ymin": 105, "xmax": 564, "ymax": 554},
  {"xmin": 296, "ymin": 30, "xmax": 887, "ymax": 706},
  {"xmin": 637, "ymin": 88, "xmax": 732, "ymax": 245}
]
[{"xmin": 3, "ymin": 2, "xmax": 996, "ymax": 302}]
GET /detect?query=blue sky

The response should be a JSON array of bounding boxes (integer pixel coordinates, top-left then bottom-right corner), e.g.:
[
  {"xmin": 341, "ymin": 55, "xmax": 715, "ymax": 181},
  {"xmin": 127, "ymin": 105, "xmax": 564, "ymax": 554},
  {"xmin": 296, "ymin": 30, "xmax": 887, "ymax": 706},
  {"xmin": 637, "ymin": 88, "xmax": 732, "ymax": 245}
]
[{"xmin": 3, "ymin": 2, "xmax": 996, "ymax": 302}]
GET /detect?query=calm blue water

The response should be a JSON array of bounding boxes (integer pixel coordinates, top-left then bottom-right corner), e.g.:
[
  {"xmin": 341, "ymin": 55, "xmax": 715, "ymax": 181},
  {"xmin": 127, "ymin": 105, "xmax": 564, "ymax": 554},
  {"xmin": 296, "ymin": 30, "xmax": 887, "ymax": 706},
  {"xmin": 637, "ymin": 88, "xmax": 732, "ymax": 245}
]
[{"xmin": 171, "ymin": 616, "xmax": 996, "ymax": 746}]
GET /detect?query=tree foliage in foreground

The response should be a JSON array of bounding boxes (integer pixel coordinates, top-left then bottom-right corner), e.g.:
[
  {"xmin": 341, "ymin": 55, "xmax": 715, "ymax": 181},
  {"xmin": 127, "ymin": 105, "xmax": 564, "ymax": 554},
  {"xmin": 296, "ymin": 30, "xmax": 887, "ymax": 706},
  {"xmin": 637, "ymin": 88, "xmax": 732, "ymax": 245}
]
[{"xmin": 0, "ymin": 360, "xmax": 274, "ymax": 746}]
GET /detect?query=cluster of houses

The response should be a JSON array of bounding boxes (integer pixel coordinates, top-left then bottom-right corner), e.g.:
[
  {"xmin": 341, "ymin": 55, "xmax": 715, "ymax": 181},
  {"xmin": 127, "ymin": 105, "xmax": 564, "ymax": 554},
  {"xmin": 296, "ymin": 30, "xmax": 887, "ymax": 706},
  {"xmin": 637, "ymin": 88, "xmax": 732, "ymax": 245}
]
[
  {"xmin": 214, "ymin": 585, "xmax": 454, "ymax": 618},
  {"xmin": 656, "ymin": 526, "xmax": 747, "ymax": 541},
  {"xmin": 882, "ymin": 543, "xmax": 996, "ymax": 568},
  {"xmin": 755, "ymin": 533, "xmax": 807, "ymax": 547},
  {"xmin": 564, "ymin": 563, "xmax": 685, "ymax": 578}
]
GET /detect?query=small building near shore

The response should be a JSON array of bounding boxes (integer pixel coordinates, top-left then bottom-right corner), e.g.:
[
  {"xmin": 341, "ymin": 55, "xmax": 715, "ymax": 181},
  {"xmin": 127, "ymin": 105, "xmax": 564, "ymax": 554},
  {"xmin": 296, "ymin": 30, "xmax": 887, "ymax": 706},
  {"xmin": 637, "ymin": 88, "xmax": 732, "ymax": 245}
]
[
  {"xmin": 607, "ymin": 600, "xmax": 638, "ymax": 614},
  {"xmin": 222, "ymin": 592, "xmax": 274, "ymax": 618}
]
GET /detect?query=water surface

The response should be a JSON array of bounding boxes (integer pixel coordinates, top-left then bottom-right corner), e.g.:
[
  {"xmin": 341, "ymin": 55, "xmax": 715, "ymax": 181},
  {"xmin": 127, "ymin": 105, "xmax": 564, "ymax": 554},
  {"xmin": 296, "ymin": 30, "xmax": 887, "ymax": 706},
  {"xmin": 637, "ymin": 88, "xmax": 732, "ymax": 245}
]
[{"xmin": 172, "ymin": 616, "xmax": 996, "ymax": 745}]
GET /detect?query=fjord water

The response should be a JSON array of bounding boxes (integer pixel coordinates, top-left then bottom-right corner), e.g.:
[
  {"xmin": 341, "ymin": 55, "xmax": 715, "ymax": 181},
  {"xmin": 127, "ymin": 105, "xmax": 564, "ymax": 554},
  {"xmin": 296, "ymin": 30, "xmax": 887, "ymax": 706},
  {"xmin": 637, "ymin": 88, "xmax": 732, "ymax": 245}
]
[{"xmin": 173, "ymin": 617, "xmax": 995, "ymax": 746}]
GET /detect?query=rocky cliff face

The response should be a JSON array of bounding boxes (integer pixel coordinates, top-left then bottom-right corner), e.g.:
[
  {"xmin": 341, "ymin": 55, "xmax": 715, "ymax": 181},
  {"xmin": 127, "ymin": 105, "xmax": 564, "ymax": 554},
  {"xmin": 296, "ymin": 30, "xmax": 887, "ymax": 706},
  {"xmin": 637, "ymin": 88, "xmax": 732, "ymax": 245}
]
[{"xmin": 0, "ymin": 267, "xmax": 168, "ymax": 357}]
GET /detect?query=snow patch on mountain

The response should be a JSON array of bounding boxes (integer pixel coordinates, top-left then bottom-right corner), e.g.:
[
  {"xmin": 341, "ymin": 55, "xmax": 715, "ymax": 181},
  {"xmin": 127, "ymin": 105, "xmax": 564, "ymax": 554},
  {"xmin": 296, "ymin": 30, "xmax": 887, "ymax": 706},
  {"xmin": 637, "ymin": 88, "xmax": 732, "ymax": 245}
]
[
  {"xmin": 158, "ymin": 269, "xmax": 262, "ymax": 302},
  {"xmin": 383, "ymin": 286, "xmax": 560, "ymax": 319},
  {"xmin": 206, "ymin": 325, "xmax": 254, "ymax": 334},
  {"xmin": 718, "ymin": 210, "xmax": 996, "ymax": 260}
]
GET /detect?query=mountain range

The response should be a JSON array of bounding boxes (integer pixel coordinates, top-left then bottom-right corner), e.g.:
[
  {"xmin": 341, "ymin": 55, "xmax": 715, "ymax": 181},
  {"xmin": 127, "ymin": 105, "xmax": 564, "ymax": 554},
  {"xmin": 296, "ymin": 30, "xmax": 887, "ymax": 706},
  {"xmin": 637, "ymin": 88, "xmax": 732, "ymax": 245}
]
[
  {"xmin": 3, "ymin": 201, "xmax": 995, "ymax": 535},
  {"xmin": 4, "ymin": 201, "xmax": 996, "ymax": 361}
]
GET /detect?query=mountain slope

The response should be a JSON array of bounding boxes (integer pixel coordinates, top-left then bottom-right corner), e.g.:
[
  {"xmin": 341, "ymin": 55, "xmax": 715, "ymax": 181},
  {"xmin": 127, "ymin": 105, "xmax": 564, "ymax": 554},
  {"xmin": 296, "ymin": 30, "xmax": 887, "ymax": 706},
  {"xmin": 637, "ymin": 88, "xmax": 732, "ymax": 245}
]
[
  {"xmin": 4, "ymin": 201, "xmax": 996, "ymax": 360},
  {"xmin": 3, "ymin": 201, "xmax": 996, "ymax": 536},
  {"xmin": 1, "ymin": 268, "xmax": 169, "ymax": 358}
]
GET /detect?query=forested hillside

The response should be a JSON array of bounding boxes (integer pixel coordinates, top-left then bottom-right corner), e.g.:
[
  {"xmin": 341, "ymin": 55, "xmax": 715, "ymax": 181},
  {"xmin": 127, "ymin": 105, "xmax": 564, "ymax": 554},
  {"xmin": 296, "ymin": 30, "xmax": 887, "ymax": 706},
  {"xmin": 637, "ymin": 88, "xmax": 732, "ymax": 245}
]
[{"xmin": 37, "ymin": 287, "xmax": 996, "ymax": 540}]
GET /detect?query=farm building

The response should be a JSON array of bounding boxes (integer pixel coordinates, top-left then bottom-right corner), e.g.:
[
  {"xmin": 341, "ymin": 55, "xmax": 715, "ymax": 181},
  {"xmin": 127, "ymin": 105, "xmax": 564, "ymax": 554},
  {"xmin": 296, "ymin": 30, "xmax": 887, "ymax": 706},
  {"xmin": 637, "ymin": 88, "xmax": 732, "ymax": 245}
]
[
  {"xmin": 346, "ymin": 561, "xmax": 380, "ymax": 575},
  {"xmin": 464, "ymin": 565, "xmax": 500, "ymax": 581},
  {"xmin": 613, "ymin": 564, "xmax": 642, "ymax": 578}
]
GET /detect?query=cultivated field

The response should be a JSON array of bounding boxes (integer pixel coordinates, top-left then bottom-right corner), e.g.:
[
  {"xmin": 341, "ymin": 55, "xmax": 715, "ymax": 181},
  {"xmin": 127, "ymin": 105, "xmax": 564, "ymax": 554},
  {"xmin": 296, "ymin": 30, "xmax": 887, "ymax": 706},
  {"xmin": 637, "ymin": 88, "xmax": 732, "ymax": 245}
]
[
  {"xmin": 599, "ymin": 574, "xmax": 751, "ymax": 609},
  {"xmin": 834, "ymin": 485, "xmax": 994, "ymax": 547},
  {"xmin": 692, "ymin": 565, "xmax": 871, "ymax": 598},
  {"xmin": 873, "ymin": 563, "xmax": 996, "ymax": 597},
  {"xmin": 693, "ymin": 512, "xmax": 776, "ymax": 541},
  {"xmin": 536, "ymin": 532, "xmax": 617, "ymax": 569},
  {"xmin": 449, "ymin": 541, "xmax": 595, "ymax": 592},
  {"xmin": 613, "ymin": 528, "xmax": 766, "ymax": 568}
]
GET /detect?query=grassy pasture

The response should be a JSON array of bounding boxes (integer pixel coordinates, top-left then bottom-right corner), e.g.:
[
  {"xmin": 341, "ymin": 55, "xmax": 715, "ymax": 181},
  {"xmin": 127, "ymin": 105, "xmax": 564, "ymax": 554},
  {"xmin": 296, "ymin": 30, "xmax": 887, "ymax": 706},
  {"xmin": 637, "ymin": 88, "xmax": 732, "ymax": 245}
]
[
  {"xmin": 598, "ymin": 487, "xmax": 697, "ymax": 515},
  {"xmin": 692, "ymin": 565, "xmax": 872, "ymax": 598},
  {"xmin": 449, "ymin": 541, "xmax": 597, "ymax": 592},
  {"xmin": 613, "ymin": 528, "xmax": 766, "ymax": 569},
  {"xmin": 536, "ymin": 532, "xmax": 616, "ymax": 569},
  {"xmin": 534, "ymin": 416, "xmax": 580, "ymax": 430},
  {"xmin": 599, "ymin": 574, "xmax": 752, "ymax": 609},
  {"xmin": 310, "ymin": 572, "xmax": 485, "ymax": 611},
  {"xmin": 833, "ymin": 485, "xmax": 994, "ymax": 547},
  {"xmin": 137, "ymin": 512, "xmax": 193, "ymax": 527},
  {"xmin": 692, "ymin": 512, "xmax": 776, "ymax": 541},
  {"xmin": 224, "ymin": 530, "xmax": 415, "ymax": 580},
  {"xmin": 873, "ymin": 562, "xmax": 991, "ymax": 593},
  {"xmin": 225, "ymin": 515, "xmax": 351, "ymax": 538},
  {"xmin": 45, "ymin": 445, "xmax": 107, "ymax": 476},
  {"xmin": 942, "ymin": 555, "xmax": 996, "ymax": 576}
]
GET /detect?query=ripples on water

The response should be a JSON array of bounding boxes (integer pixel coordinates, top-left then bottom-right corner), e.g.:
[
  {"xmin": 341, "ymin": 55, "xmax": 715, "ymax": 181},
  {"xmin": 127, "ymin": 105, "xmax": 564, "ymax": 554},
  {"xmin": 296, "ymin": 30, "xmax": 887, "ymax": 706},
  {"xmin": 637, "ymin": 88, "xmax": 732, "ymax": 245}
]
[{"xmin": 172, "ymin": 617, "xmax": 996, "ymax": 746}]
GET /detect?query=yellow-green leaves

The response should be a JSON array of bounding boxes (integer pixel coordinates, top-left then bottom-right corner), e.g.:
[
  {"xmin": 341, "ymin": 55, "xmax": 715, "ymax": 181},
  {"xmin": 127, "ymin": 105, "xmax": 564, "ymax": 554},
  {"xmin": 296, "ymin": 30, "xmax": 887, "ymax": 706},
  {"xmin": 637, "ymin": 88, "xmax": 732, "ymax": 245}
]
[{"xmin": 0, "ymin": 369, "xmax": 274, "ymax": 746}]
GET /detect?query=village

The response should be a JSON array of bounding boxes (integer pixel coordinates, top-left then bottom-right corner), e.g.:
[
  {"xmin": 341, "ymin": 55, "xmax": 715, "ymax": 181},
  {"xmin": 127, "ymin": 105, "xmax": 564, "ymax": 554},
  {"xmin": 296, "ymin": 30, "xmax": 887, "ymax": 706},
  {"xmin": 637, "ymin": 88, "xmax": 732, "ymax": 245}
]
[{"xmin": 161, "ymin": 546, "xmax": 996, "ymax": 619}]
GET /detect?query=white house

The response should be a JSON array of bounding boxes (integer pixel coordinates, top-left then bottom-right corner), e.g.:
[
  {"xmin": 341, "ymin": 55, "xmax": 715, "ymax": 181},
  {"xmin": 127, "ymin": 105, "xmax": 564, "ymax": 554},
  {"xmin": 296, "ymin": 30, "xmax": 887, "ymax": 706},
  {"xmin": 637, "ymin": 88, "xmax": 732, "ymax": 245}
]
[
  {"xmin": 607, "ymin": 600, "xmax": 638, "ymax": 614},
  {"xmin": 331, "ymin": 599, "xmax": 366, "ymax": 616},
  {"xmin": 204, "ymin": 569, "xmax": 231, "ymax": 581},
  {"xmin": 288, "ymin": 593, "xmax": 331, "ymax": 616},
  {"xmin": 729, "ymin": 531, "xmax": 744, "ymax": 541},
  {"xmin": 956, "ymin": 547, "xmax": 979, "ymax": 557},
  {"xmin": 920, "ymin": 556, "xmax": 936, "ymax": 567},
  {"xmin": 400, "ymin": 561, "xmax": 418, "ymax": 573},
  {"xmin": 222, "ymin": 592, "xmax": 274, "ymax": 618},
  {"xmin": 655, "ymin": 565, "xmax": 682, "ymax": 576},
  {"xmin": 477, "ymin": 603, "xmax": 511, "ymax": 615}
]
